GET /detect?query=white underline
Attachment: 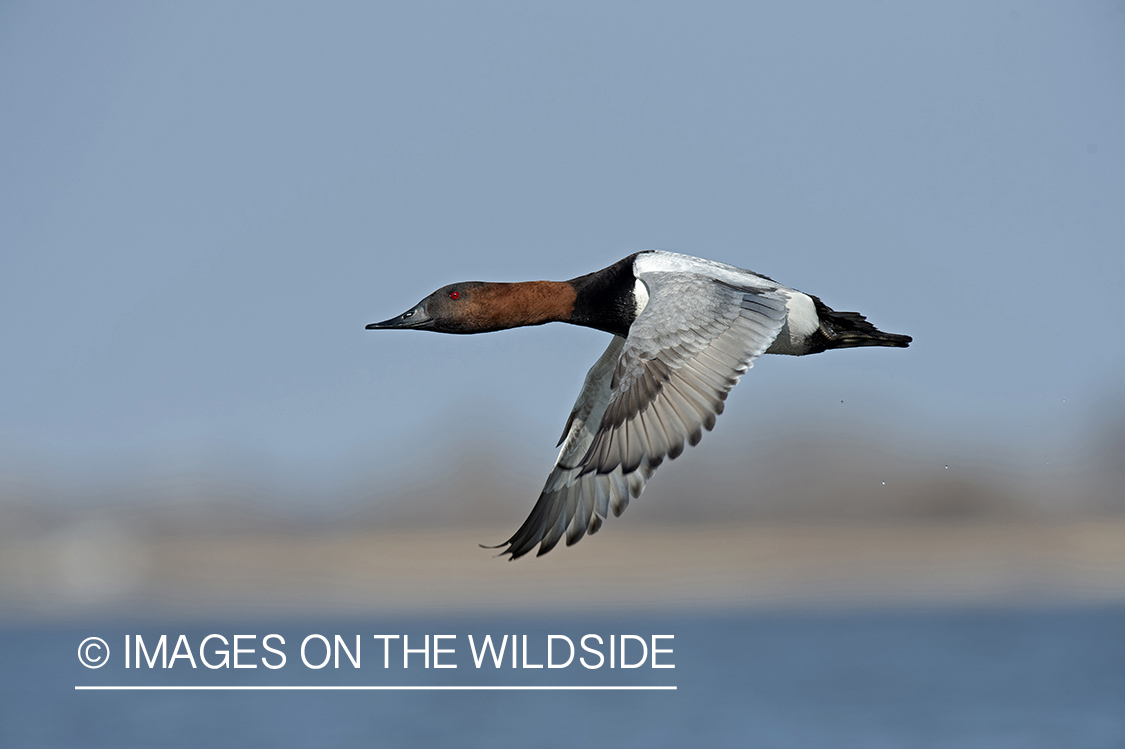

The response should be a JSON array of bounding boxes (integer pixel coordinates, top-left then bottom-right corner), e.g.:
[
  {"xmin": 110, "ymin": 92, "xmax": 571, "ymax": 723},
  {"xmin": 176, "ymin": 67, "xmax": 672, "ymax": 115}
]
[{"xmin": 75, "ymin": 685, "xmax": 676, "ymax": 691}]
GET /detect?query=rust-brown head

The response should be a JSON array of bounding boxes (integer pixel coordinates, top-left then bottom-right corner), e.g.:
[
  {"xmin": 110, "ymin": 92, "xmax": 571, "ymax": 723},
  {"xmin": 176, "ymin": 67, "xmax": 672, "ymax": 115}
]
[{"xmin": 366, "ymin": 280, "xmax": 577, "ymax": 335}]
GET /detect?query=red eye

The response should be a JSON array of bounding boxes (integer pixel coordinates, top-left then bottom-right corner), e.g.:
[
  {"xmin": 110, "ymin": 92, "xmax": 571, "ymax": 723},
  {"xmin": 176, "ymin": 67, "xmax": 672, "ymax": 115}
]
[{"xmin": 449, "ymin": 291, "xmax": 460, "ymax": 300}]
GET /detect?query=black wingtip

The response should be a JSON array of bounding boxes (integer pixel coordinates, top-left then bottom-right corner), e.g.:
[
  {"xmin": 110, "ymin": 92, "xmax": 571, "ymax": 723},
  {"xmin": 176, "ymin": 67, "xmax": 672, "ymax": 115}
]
[{"xmin": 479, "ymin": 540, "xmax": 523, "ymax": 560}]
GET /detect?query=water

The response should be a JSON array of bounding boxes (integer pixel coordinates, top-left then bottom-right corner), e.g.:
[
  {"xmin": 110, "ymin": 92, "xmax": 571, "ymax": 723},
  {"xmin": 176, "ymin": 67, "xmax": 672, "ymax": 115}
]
[{"xmin": 4, "ymin": 607, "xmax": 1124, "ymax": 748}]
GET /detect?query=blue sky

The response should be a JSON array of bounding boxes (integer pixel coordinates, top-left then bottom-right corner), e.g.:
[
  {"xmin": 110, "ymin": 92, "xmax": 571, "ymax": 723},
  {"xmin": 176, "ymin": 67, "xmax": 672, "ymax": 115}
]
[{"xmin": 2, "ymin": 2, "xmax": 1123, "ymax": 494}]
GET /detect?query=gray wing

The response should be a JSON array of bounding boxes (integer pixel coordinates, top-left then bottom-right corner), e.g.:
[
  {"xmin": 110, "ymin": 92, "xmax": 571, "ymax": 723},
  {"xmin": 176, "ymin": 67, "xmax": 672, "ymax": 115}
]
[{"xmin": 495, "ymin": 271, "xmax": 789, "ymax": 559}]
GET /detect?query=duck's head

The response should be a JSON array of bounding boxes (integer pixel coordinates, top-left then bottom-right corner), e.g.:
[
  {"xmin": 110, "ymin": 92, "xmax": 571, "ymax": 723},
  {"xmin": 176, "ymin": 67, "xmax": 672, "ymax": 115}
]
[
  {"xmin": 366, "ymin": 282, "xmax": 486, "ymax": 333},
  {"xmin": 366, "ymin": 280, "xmax": 576, "ymax": 335}
]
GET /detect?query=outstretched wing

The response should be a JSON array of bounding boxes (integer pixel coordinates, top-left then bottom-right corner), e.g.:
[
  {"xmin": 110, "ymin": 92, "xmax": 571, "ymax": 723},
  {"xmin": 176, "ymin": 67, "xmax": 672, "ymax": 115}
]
[{"xmin": 495, "ymin": 270, "xmax": 790, "ymax": 558}]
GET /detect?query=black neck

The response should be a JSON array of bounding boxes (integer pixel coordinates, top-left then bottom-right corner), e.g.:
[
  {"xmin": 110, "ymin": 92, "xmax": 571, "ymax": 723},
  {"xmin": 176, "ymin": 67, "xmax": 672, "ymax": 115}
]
[{"xmin": 566, "ymin": 253, "xmax": 642, "ymax": 337}]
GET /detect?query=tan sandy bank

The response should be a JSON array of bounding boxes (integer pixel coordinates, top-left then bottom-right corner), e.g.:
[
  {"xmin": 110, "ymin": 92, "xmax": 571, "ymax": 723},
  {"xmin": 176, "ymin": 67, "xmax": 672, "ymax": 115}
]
[{"xmin": 4, "ymin": 520, "xmax": 1124, "ymax": 620}]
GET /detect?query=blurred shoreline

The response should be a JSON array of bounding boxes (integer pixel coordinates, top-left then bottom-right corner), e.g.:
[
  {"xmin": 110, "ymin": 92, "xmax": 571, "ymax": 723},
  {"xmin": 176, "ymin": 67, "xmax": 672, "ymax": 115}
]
[
  {"xmin": 4, "ymin": 519, "xmax": 1124, "ymax": 622},
  {"xmin": 4, "ymin": 411, "xmax": 1124, "ymax": 622}
]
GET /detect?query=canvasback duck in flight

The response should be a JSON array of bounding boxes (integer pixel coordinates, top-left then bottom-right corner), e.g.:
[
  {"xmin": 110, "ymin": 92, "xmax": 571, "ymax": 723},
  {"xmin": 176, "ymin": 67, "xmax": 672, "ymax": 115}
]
[{"xmin": 367, "ymin": 250, "xmax": 911, "ymax": 559}]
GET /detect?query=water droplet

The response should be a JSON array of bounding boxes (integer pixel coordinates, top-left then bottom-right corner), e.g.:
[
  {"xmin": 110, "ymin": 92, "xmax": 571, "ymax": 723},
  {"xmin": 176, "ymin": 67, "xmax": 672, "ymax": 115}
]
[
  {"xmin": 881, "ymin": 481, "xmax": 886, "ymax": 486},
  {"xmin": 944, "ymin": 465, "xmax": 949, "ymax": 469}
]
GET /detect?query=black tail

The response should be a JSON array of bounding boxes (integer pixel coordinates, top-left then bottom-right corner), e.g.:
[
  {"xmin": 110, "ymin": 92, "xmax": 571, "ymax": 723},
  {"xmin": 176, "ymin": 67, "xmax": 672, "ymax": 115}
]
[{"xmin": 806, "ymin": 296, "xmax": 912, "ymax": 354}]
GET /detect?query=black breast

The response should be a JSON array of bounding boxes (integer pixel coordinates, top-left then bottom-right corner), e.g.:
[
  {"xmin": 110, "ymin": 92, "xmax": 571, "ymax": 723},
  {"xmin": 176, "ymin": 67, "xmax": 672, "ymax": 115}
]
[{"xmin": 566, "ymin": 253, "xmax": 644, "ymax": 338}]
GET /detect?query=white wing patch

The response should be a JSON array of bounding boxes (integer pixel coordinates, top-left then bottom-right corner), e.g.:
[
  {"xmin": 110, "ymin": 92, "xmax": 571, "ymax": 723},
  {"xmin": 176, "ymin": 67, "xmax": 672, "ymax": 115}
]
[{"xmin": 633, "ymin": 278, "xmax": 649, "ymax": 316}]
